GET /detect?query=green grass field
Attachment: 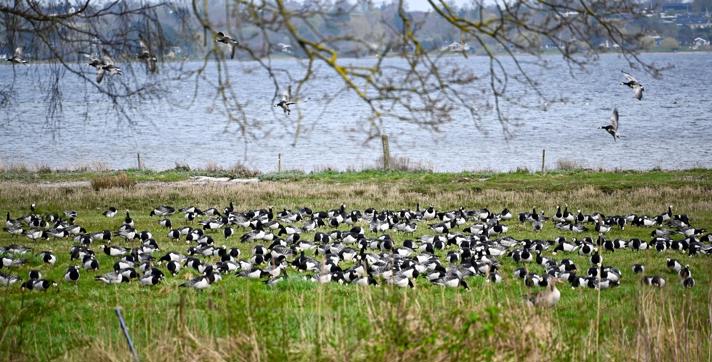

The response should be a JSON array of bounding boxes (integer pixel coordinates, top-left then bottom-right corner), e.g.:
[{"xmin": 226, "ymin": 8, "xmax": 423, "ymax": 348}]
[{"xmin": 0, "ymin": 169, "xmax": 710, "ymax": 361}]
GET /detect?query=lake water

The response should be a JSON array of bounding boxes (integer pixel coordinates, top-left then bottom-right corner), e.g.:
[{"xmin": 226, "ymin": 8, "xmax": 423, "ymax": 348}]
[{"xmin": 1, "ymin": 52, "xmax": 711, "ymax": 172}]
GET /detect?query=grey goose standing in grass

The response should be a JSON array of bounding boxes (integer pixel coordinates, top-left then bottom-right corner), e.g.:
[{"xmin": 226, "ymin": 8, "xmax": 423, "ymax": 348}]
[
  {"xmin": 601, "ymin": 108, "xmax": 620, "ymax": 142},
  {"xmin": 7, "ymin": 47, "xmax": 28, "ymax": 65},
  {"xmin": 621, "ymin": 71, "xmax": 644, "ymax": 100},
  {"xmin": 275, "ymin": 85, "xmax": 296, "ymax": 115},
  {"xmin": 138, "ymin": 35, "xmax": 158, "ymax": 73},
  {"xmin": 215, "ymin": 31, "xmax": 239, "ymax": 59}
]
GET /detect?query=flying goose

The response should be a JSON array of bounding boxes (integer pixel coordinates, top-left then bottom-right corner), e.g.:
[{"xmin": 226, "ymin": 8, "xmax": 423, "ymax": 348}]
[
  {"xmin": 138, "ymin": 35, "xmax": 158, "ymax": 73},
  {"xmin": 601, "ymin": 108, "xmax": 620, "ymax": 142},
  {"xmin": 215, "ymin": 31, "xmax": 239, "ymax": 59},
  {"xmin": 275, "ymin": 85, "xmax": 296, "ymax": 115},
  {"xmin": 621, "ymin": 71, "xmax": 644, "ymax": 100},
  {"xmin": 95, "ymin": 49, "xmax": 122, "ymax": 84},
  {"xmin": 7, "ymin": 47, "xmax": 28, "ymax": 65}
]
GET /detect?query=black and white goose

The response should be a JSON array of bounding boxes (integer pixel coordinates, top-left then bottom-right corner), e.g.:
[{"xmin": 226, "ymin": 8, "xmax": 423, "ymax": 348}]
[
  {"xmin": 29, "ymin": 270, "xmax": 42, "ymax": 280},
  {"xmin": 26, "ymin": 230, "xmax": 48, "ymax": 241},
  {"xmin": 590, "ymin": 249, "xmax": 602, "ymax": 266},
  {"xmin": 621, "ymin": 71, "xmax": 644, "ymax": 100},
  {"xmin": 215, "ymin": 31, "xmax": 239, "ymax": 59},
  {"xmin": 64, "ymin": 266, "xmax": 80, "ymax": 283},
  {"xmin": 103, "ymin": 207, "xmax": 118, "ymax": 218},
  {"xmin": 123, "ymin": 212, "xmax": 134, "ymax": 228},
  {"xmin": 102, "ymin": 245, "xmax": 129, "ymax": 257},
  {"xmin": 275, "ymin": 85, "xmax": 296, "ymax": 115},
  {"xmin": 666, "ymin": 258, "xmax": 682, "ymax": 273},
  {"xmin": 150, "ymin": 205, "xmax": 175, "ymax": 217},
  {"xmin": 95, "ymin": 49, "xmax": 122, "ymax": 84},
  {"xmin": 432, "ymin": 274, "xmax": 469, "ymax": 289},
  {"xmin": 642, "ymin": 275, "xmax": 665, "ymax": 287},
  {"xmin": 82, "ymin": 255, "xmax": 99, "ymax": 270},
  {"xmin": 95, "ymin": 271, "xmax": 127, "ymax": 284},
  {"xmin": 21, "ymin": 279, "xmax": 56, "ymax": 291},
  {"xmin": 678, "ymin": 264, "xmax": 692, "ymax": 279},
  {"xmin": 0, "ymin": 272, "xmax": 21, "ymax": 286},
  {"xmin": 137, "ymin": 35, "xmax": 158, "ymax": 73},
  {"xmin": 139, "ymin": 272, "xmax": 163, "ymax": 286},
  {"xmin": 166, "ymin": 260, "xmax": 182, "ymax": 275},
  {"xmin": 37, "ymin": 251, "xmax": 57, "ymax": 265},
  {"xmin": 1, "ymin": 256, "xmax": 25, "ymax": 267},
  {"xmin": 601, "ymin": 108, "xmax": 620, "ymax": 142},
  {"xmin": 7, "ymin": 47, "xmax": 28, "ymax": 65}
]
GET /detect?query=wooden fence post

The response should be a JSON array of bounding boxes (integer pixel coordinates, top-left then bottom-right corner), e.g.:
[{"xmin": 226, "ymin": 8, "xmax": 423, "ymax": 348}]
[
  {"xmin": 541, "ymin": 149, "xmax": 546, "ymax": 174},
  {"xmin": 278, "ymin": 153, "xmax": 282, "ymax": 173},
  {"xmin": 136, "ymin": 153, "xmax": 142, "ymax": 170},
  {"xmin": 381, "ymin": 135, "xmax": 390, "ymax": 170},
  {"xmin": 115, "ymin": 307, "xmax": 140, "ymax": 362}
]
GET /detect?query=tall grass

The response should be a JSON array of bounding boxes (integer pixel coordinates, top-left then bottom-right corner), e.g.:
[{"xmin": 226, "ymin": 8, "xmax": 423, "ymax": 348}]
[
  {"xmin": 374, "ymin": 155, "xmax": 433, "ymax": 172},
  {"xmin": 90, "ymin": 173, "xmax": 137, "ymax": 191}
]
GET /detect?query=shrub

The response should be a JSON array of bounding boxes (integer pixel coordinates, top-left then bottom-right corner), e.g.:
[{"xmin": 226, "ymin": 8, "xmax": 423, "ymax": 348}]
[
  {"xmin": 375, "ymin": 155, "xmax": 433, "ymax": 171},
  {"xmin": 173, "ymin": 162, "xmax": 191, "ymax": 172},
  {"xmin": 556, "ymin": 159, "xmax": 583, "ymax": 170},
  {"xmin": 227, "ymin": 162, "xmax": 260, "ymax": 178},
  {"xmin": 90, "ymin": 173, "xmax": 136, "ymax": 191}
]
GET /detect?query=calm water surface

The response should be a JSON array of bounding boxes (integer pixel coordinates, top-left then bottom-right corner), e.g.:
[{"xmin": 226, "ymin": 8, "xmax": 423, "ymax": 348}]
[{"xmin": 1, "ymin": 52, "xmax": 711, "ymax": 172}]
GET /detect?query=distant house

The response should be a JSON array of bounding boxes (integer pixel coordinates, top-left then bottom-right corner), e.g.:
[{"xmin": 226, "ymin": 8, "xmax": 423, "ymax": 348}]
[{"xmin": 691, "ymin": 37, "xmax": 710, "ymax": 50}]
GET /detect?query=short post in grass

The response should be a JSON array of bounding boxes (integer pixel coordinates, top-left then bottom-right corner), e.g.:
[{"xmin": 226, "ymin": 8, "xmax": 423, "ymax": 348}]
[
  {"xmin": 381, "ymin": 134, "xmax": 390, "ymax": 170},
  {"xmin": 541, "ymin": 149, "xmax": 546, "ymax": 174},
  {"xmin": 115, "ymin": 307, "xmax": 140, "ymax": 362},
  {"xmin": 278, "ymin": 153, "xmax": 282, "ymax": 173},
  {"xmin": 136, "ymin": 153, "xmax": 142, "ymax": 170}
]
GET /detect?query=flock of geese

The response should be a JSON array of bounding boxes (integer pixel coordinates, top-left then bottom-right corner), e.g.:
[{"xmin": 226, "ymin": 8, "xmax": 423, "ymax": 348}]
[
  {"xmin": 1, "ymin": 202, "xmax": 708, "ymax": 307},
  {"xmin": 5, "ymin": 30, "xmax": 298, "ymax": 113},
  {"xmin": 5, "ymin": 32, "xmax": 647, "ymax": 133}
]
